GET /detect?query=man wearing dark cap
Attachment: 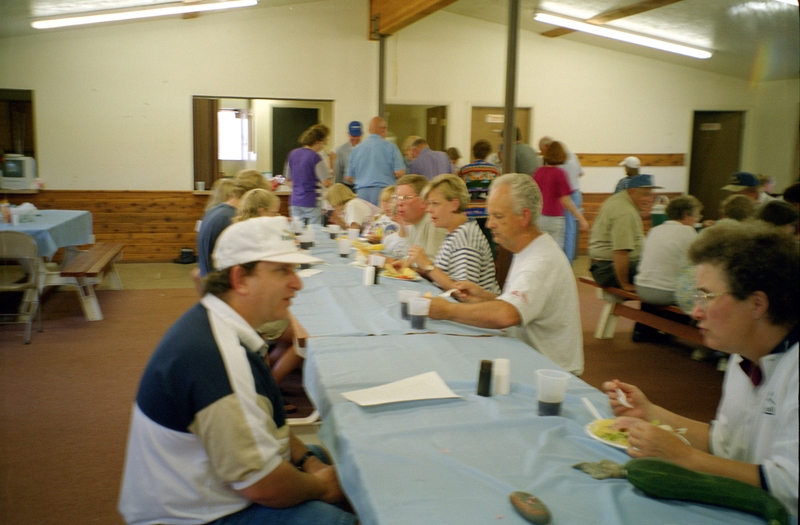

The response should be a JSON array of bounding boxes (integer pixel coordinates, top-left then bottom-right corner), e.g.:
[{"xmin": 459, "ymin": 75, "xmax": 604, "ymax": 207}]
[
  {"xmin": 589, "ymin": 174, "xmax": 661, "ymax": 291},
  {"xmin": 722, "ymin": 171, "xmax": 760, "ymax": 201},
  {"xmin": 334, "ymin": 120, "xmax": 362, "ymax": 187}
]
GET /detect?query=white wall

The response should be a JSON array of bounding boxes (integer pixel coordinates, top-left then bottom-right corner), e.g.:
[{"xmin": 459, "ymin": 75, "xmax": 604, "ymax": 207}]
[{"xmin": 0, "ymin": 1, "xmax": 797, "ymax": 193}]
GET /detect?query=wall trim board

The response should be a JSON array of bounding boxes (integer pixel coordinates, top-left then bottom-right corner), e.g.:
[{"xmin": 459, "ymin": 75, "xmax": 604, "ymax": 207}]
[{"xmin": 576, "ymin": 154, "xmax": 685, "ymax": 167}]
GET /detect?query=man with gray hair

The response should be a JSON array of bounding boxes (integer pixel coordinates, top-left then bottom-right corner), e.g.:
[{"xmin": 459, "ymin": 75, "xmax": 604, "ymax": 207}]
[
  {"xmin": 407, "ymin": 138, "xmax": 453, "ymax": 180},
  {"xmin": 428, "ymin": 173, "xmax": 584, "ymax": 375}
]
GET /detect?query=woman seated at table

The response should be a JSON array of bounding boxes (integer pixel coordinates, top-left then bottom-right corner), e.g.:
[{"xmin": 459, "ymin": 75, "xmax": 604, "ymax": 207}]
[
  {"xmin": 605, "ymin": 221, "xmax": 798, "ymax": 517},
  {"xmin": 405, "ymin": 174, "xmax": 499, "ymax": 294},
  {"xmin": 634, "ymin": 195, "xmax": 702, "ymax": 305},
  {"xmin": 326, "ymin": 183, "xmax": 381, "ymax": 232},
  {"xmin": 232, "ymin": 188, "xmax": 281, "ymax": 222}
]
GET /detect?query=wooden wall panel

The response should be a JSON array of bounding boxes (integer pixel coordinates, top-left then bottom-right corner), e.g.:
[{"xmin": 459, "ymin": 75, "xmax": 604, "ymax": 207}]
[
  {"xmin": 576, "ymin": 153, "xmax": 684, "ymax": 167},
  {"xmin": 4, "ymin": 190, "xmax": 678, "ymax": 261}
]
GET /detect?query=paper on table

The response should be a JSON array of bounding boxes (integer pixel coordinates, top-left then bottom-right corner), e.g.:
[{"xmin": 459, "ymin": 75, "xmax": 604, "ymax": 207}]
[
  {"xmin": 341, "ymin": 371, "xmax": 460, "ymax": 407},
  {"xmin": 297, "ymin": 269, "xmax": 323, "ymax": 278}
]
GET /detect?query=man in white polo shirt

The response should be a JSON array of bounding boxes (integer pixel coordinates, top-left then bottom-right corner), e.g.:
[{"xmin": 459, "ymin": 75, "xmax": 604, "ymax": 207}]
[{"xmin": 427, "ymin": 173, "xmax": 584, "ymax": 375}]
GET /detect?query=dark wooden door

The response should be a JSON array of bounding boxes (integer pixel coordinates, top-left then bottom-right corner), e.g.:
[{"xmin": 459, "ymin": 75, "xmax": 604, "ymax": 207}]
[
  {"xmin": 688, "ymin": 111, "xmax": 744, "ymax": 220},
  {"xmin": 272, "ymin": 107, "xmax": 319, "ymax": 177}
]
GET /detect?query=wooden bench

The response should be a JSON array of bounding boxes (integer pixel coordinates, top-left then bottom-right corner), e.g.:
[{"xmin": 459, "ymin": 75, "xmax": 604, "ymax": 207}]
[
  {"xmin": 56, "ymin": 243, "xmax": 125, "ymax": 321},
  {"xmin": 578, "ymin": 276, "xmax": 703, "ymax": 345}
]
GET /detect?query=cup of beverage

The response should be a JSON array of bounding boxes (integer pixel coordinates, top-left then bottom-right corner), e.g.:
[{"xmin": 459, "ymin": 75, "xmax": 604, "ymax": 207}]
[
  {"xmin": 328, "ymin": 224, "xmax": 341, "ymax": 240},
  {"xmin": 195, "ymin": 181, "xmax": 206, "ymax": 191},
  {"xmin": 338, "ymin": 238, "xmax": 351, "ymax": 258},
  {"xmin": 348, "ymin": 228, "xmax": 360, "ymax": 241},
  {"xmin": 298, "ymin": 249, "xmax": 312, "ymax": 270},
  {"xmin": 298, "ymin": 233, "xmax": 313, "ymax": 250},
  {"xmin": 536, "ymin": 369, "xmax": 571, "ymax": 416},
  {"xmin": 398, "ymin": 290, "xmax": 421, "ymax": 320},
  {"xmin": 408, "ymin": 297, "xmax": 431, "ymax": 330}
]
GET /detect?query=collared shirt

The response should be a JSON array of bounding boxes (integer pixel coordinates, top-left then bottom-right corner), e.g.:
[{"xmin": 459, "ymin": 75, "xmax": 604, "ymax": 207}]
[
  {"xmin": 408, "ymin": 147, "xmax": 453, "ymax": 180},
  {"xmin": 408, "ymin": 213, "xmax": 448, "ymax": 261},
  {"xmin": 347, "ymin": 134, "xmax": 405, "ymax": 190},
  {"xmin": 333, "ymin": 140, "xmax": 355, "ymax": 185},
  {"xmin": 739, "ymin": 325, "xmax": 799, "ymax": 386},
  {"xmin": 588, "ymin": 190, "xmax": 644, "ymax": 261}
]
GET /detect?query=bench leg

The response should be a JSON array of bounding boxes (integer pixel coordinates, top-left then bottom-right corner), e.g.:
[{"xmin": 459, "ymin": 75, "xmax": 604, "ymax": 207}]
[
  {"xmin": 105, "ymin": 262, "xmax": 123, "ymax": 290},
  {"xmin": 75, "ymin": 278, "xmax": 103, "ymax": 321},
  {"xmin": 595, "ymin": 300, "xmax": 619, "ymax": 339}
]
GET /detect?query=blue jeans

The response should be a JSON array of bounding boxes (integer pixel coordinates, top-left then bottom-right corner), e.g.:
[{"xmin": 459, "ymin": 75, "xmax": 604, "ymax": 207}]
[
  {"xmin": 291, "ymin": 205, "xmax": 323, "ymax": 225},
  {"xmin": 355, "ymin": 186, "xmax": 384, "ymax": 206},
  {"xmin": 563, "ymin": 190, "xmax": 582, "ymax": 264},
  {"xmin": 208, "ymin": 445, "xmax": 357, "ymax": 525}
]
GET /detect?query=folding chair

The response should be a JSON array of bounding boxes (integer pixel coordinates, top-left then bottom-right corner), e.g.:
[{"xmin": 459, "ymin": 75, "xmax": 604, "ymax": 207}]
[{"xmin": 0, "ymin": 231, "xmax": 42, "ymax": 343}]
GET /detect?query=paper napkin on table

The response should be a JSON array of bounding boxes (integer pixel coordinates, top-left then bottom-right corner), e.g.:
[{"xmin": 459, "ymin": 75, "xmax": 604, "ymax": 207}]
[{"xmin": 341, "ymin": 371, "xmax": 460, "ymax": 407}]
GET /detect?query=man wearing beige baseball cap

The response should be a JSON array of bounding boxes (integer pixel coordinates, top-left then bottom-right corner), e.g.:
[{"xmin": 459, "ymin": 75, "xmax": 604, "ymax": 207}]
[{"xmin": 119, "ymin": 217, "xmax": 357, "ymax": 525}]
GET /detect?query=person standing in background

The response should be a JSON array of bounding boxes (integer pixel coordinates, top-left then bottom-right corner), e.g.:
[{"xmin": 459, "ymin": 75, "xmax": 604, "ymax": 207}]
[
  {"xmin": 347, "ymin": 117, "xmax": 406, "ymax": 206},
  {"xmin": 407, "ymin": 138, "xmax": 453, "ymax": 180},
  {"xmin": 285, "ymin": 124, "xmax": 333, "ymax": 225},
  {"xmin": 334, "ymin": 121, "xmax": 362, "ymax": 188},
  {"xmin": 540, "ymin": 136, "xmax": 585, "ymax": 265},
  {"xmin": 614, "ymin": 156, "xmax": 641, "ymax": 193}
]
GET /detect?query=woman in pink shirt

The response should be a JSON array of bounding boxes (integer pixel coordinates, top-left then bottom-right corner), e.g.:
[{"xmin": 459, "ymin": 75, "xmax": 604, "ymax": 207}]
[{"xmin": 532, "ymin": 141, "xmax": 589, "ymax": 250}]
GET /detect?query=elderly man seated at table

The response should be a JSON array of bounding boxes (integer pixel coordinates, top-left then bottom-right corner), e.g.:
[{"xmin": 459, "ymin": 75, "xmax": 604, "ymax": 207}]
[
  {"xmin": 119, "ymin": 217, "xmax": 357, "ymax": 525},
  {"xmin": 606, "ymin": 221, "xmax": 798, "ymax": 517},
  {"xmin": 389, "ymin": 174, "xmax": 448, "ymax": 261},
  {"xmin": 427, "ymin": 173, "xmax": 584, "ymax": 375},
  {"xmin": 405, "ymin": 174, "xmax": 499, "ymax": 294}
]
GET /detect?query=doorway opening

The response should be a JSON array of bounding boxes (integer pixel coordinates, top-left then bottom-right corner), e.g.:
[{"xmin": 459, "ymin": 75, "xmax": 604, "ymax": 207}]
[{"xmin": 385, "ymin": 104, "xmax": 448, "ymax": 154}]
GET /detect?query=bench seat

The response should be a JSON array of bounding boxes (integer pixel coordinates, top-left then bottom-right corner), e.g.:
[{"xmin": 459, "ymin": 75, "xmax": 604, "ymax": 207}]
[{"xmin": 578, "ymin": 276, "xmax": 703, "ymax": 345}]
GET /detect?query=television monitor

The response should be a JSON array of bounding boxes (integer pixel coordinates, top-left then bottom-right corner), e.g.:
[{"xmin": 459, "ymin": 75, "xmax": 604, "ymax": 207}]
[{"xmin": 1, "ymin": 156, "xmax": 37, "ymax": 190}]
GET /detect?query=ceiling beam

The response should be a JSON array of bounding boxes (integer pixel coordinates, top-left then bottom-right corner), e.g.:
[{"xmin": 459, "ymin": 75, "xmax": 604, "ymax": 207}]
[
  {"xmin": 541, "ymin": 0, "xmax": 683, "ymax": 38},
  {"xmin": 370, "ymin": 0, "xmax": 458, "ymax": 39}
]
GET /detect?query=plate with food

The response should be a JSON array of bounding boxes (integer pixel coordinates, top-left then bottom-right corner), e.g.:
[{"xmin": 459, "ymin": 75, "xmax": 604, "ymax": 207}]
[
  {"xmin": 381, "ymin": 265, "xmax": 421, "ymax": 281},
  {"xmin": 585, "ymin": 418, "xmax": 690, "ymax": 450}
]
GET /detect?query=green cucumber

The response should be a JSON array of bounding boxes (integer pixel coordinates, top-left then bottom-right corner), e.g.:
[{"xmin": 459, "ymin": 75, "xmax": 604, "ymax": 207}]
[{"xmin": 624, "ymin": 458, "xmax": 789, "ymax": 525}]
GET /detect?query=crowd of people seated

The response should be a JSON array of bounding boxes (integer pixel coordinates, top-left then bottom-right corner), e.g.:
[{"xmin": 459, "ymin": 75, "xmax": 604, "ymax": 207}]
[{"xmin": 117, "ymin": 119, "xmax": 798, "ymax": 525}]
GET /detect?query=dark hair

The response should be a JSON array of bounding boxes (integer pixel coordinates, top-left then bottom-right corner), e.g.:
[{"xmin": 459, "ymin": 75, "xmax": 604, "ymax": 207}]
[
  {"xmin": 666, "ymin": 195, "xmax": 702, "ymax": 221},
  {"xmin": 689, "ymin": 221, "xmax": 799, "ymax": 327},
  {"xmin": 758, "ymin": 200, "xmax": 799, "ymax": 227},
  {"xmin": 202, "ymin": 262, "xmax": 258, "ymax": 297},
  {"xmin": 472, "ymin": 140, "xmax": 492, "ymax": 160},
  {"xmin": 542, "ymin": 141, "xmax": 567, "ymax": 165},
  {"xmin": 782, "ymin": 182, "xmax": 800, "ymax": 206},
  {"xmin": 446, "ymin": 147, "xmax": 461, "ymax": 162}
]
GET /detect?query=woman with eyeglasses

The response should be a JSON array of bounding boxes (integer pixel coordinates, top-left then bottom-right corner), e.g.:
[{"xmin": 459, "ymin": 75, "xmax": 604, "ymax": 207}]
[{"xmin": 603, "ymin": 221, "xmax": 798, "ymax": 517}]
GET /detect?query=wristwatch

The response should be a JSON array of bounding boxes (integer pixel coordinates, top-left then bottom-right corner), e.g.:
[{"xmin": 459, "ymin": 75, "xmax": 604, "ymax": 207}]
[
  {"xmin": 294, "ymin": 450, "xmax": 315, "ymax": 471},
  {"xmin": 421, "ymin": 264, "xmax": 435, "ymax": 274}
]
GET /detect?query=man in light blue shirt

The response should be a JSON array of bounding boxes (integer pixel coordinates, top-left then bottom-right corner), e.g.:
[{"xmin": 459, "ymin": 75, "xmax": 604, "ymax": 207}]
[{"xmin": 347, "ymin": 116, "xmax": 406, "ymax": 205}]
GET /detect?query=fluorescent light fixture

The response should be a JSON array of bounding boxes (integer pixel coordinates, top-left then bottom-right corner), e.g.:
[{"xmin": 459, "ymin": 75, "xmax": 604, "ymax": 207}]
[
  {"xmin": 32, "ymin": 0, "xmax": 258, "ymax": 29},
  {"xmin": 774, "ymin": 0, "xmax": 798, "ymax": 6},
  {"xmin": 534, "ymin": 12, "xmax": 712, "ymax": 60}
]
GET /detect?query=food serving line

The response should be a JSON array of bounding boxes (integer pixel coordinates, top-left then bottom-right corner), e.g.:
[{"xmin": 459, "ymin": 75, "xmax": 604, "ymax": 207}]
[{"xmin": 289, "ymin": 225, "xmax": 770, "ymax": 525}]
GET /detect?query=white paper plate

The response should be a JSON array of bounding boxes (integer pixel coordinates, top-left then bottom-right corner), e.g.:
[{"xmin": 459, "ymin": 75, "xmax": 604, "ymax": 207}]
[{"xmin": 585, "ymin": 420, "xmax": 629, "ymax": 450}]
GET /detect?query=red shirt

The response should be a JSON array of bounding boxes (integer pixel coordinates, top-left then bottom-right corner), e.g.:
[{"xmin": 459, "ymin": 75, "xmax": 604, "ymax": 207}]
[{"xmin": 533, "ymin": 166, "xmax": 572, "ymax": 216}]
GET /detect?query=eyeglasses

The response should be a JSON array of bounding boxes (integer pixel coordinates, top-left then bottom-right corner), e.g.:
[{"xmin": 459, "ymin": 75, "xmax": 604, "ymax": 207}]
[
  {"xmin": 691, "ymin": 291, "xmax": 731, "ymax": 310},
  {"xmin": 392, "ymin": 195, "xmax": 417, "ymax": 202}
]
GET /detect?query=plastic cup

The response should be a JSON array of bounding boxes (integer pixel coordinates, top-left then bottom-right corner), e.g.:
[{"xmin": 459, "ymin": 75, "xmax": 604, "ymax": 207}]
[
  {"xmin": 298, "ymin": 249, "xmax": 312, "ymax": 270},
  {"xmin": 408, "ymin": 297, "xmax": 431, "ymax": 330},
  {"xmin": 536, "ymin": 369, "xmax": 570, "ymax": 416},
  {"xmin": 298, "ymin": 233, "xmax": 313, "ymax": 250},
  {"xmin": 398, "ymin": 290, "xmax": 421, "ymax": 320},
  {"xmin": 195, "ymin": 181, "xmax": 205, "ymax": 191},
  {"xmin": 338, "ymin": 238, "xmax": 351, "ymax": 258},
  {"xmin": 328, "ymin": 224, "xmax": 341, "ymax": 239},
  {"xmin": 348, "ymin": 228, "xmax": 360, "ymax": 241}
]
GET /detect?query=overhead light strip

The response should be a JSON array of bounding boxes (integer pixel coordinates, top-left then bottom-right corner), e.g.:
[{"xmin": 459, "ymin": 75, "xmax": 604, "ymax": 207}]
[
  {"xmin": 534, "ymin": 12, "xmax": 712, "ymax": 60},
  {"xmin": 32, "ymin": 0, "xmax": 258, "ymax": 29},
  {"xmin": 774, "ymin": 0, "xmax": 798, "ymax": 6}
]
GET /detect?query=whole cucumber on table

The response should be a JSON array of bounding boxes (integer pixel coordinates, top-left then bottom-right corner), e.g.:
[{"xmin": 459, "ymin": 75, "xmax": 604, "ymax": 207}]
[{"xmin": 624, "ymin": 458, "xmax": 789, "ymax": 525}]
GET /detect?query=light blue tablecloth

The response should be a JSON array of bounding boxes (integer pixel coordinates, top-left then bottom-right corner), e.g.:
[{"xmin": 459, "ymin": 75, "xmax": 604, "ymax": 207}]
[
  {"xmin": 304, "ymin": 334, "xmax": 767, "ymax": 525},
  {"xmin": 291, "ymin": 229, "xmax": 503, "ymax": 337},
  {"xmin": 0, "ymin": 209, "xmax": 93, "ymax": 259}
]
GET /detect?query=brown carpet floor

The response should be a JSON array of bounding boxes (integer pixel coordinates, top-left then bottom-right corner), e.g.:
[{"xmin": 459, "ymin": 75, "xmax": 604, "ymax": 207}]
[{"xmin": 0, "ymin": 281, "xmax": 723, "ymax": 525}]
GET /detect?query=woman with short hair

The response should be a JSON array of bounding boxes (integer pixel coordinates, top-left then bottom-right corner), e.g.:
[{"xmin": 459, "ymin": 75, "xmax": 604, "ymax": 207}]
[
  {"xmin": 405, "ymin": 174, "xmax": 499, "ymax": 293},
  {"xmin": 285, "ymin": 124, "xmax": 333, "ymax": 224},
  {"xmin": 532, "ymin": 141, "xmax": 589, "ymax": 250},
  {"xmin": 325, "ymin": 183, "xmax": 380, "ymax": 231}
]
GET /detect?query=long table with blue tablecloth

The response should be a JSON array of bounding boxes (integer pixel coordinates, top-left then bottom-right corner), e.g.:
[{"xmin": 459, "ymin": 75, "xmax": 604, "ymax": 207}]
[{"xmin": 292, "ymin": 226, "xmax": 772, "ymax": 525}]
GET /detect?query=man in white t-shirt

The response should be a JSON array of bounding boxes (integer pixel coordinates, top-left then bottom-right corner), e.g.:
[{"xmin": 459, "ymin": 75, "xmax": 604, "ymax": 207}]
[{"xmin": 428, "ymin": 173, "xmax": 584, "ymax": 375}]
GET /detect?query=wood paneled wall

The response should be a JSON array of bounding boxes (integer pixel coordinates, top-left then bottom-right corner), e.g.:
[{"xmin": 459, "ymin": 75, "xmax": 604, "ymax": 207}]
[{"xmin": 3, "ymin": 190, "xmax": 678, "ymax": 263}]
